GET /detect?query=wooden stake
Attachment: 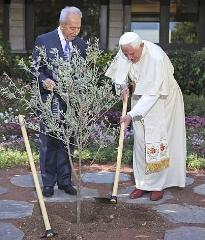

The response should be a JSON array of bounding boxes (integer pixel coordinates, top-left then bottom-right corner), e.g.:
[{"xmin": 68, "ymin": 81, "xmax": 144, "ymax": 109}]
[
  {"xmin": 110, "ymin": 95, "xmax": 128, "ymax": 202},
  {"xmin": 18, "ymin": 115, "xmax": 55, "ymax": 237}
]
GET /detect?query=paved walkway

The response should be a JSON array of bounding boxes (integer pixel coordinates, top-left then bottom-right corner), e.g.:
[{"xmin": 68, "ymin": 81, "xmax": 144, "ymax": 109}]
[{"xmin": 0, "ymin": 170, "xmax": 205, "ymax": 240}]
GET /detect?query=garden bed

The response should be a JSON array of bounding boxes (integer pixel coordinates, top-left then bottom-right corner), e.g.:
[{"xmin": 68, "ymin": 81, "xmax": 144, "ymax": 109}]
[{"xmin": 17, "ymin": 201, "xmax": 170, "ymax": 240}]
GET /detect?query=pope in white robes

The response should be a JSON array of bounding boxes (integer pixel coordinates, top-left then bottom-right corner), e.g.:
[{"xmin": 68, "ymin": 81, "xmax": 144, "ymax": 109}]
[{"xmin": 105, "ymin": 32, "xmax": 186, "ymax": 201}]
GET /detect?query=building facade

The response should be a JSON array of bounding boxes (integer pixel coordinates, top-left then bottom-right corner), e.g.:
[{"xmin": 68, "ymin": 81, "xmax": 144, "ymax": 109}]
[{"xmin": 0, "ymin": 0, "xmax": 205, "ymax": 53}]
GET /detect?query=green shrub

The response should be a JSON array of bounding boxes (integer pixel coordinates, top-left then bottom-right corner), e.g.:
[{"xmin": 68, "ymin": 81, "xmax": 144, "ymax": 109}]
[
  {"xmin": 74, "ymin": 140, "xmax": 133, "ymax": 165},
  {"xmin": 0, "ymin": 148, "xmax": 38, "ymax": 168},
  {"xmin": 0, "ymin": 42, "xmax": 31, "ymax": 81},
  {"xmin": 168, "ymin": 49, "xmax": 193, "ymax": 94},
  {"xmin": 184, "ymin": 94, "xmax": 205, "ymax": 116},
  {"xmin": 1, "ymin": 44, "xmax": 205, "ymax": 114},
  {"xmin": 1, "ymin": 43, "xmax": 205, "ymax": 97},
  {"xmin": 165, "ymin": 49, "xmax": 205, "ymax": 96},
  {"xmin": 0, "ymin": 42, "xmax": 31, "ymax": 112},
  {"xmin": 187, "ymin": 154, "xmax": 205, "ymax": 169},
  {"xmin": 97, "ymin": 51, "xmax": 115, "ymax": 69},
  {"xmin": 190, "ymin": 48, "xmax": 205, "ymax": 96},
  {"xmin": 0, "ymin": 146, "xmax": 204, "ymax": 170}
]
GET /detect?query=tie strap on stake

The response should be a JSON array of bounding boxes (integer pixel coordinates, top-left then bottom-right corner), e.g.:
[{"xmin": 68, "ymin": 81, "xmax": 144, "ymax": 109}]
[{"xmin": 18, "ymin": 115, "xmax": 57, "ymax": 238}]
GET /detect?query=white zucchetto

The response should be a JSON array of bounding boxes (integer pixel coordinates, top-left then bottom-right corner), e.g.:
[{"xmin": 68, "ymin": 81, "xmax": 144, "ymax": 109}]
[{"xmin": 119, "ymin": 32, "xmax": 142, "ymax": 46}]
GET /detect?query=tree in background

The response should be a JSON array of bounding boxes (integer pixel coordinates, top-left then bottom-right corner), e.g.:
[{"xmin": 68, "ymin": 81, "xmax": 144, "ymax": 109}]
[{"xmin": 171, "ymin": 22, "xmax": 197, "ymax": 44}]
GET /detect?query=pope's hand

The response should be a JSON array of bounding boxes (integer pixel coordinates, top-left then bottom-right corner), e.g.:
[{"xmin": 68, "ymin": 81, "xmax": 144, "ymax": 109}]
[
  {"xmin": 43, "ymin": 78, "xmax": 56, "ymax": 91},
  {"xmin": 121, "ymin": 114, "xmax": 132, "ymax": 129}
]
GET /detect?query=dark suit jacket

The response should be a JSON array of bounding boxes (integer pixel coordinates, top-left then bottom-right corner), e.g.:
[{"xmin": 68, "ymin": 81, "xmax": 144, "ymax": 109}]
[{"xmin": 32, "ymin": 29, "xmax": 87, "ymax": 95}]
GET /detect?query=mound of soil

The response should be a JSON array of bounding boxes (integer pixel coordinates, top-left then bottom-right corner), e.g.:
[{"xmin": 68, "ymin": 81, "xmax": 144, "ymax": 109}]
[
  {"xmin": 16, "ymin": 201, "xmax": 170, "ymax": 240},
  {"xmin": 2, "ymin": 166, "xmax": 205, "ymax": 240}
]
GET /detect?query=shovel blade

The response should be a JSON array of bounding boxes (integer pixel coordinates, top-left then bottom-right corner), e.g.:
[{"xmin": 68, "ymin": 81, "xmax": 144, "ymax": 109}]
[{"xmin": 94, "ymin": 195, "xmax": 117, "ymax": 204}]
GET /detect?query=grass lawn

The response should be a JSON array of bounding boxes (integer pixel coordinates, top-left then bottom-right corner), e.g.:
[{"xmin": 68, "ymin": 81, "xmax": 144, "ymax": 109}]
[{"xmin": 0, "ymin": 146, "xmax": 204, "ymax": 170}]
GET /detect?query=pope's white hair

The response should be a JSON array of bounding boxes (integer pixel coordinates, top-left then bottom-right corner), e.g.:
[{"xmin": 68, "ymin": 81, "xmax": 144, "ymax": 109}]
[
  {"xmin": 59, "ymin": 6, "xmax": 82, "ymax": 22},
  {"xmin": 119, "ymin": 32, "xmax": 142, "ymax": 48}
]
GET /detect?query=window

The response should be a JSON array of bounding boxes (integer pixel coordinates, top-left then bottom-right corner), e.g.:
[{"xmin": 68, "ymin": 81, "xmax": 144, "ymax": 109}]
[
  {"xmin": 169, "ymin": 0, "xmax": 199, "ymax": 43},
  {"xmin": 131, "ymin": 22, "xmax": 159, "ymax": 43},
  {"xmin": 131, "ymin": 0, "xmax": 160, "ymax": 43}
]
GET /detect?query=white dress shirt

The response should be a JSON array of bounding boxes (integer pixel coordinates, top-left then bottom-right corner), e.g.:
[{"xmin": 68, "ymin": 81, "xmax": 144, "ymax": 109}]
[{"xmin": 57, "ymin": 27, "xmax": 72, "ymax": 55}]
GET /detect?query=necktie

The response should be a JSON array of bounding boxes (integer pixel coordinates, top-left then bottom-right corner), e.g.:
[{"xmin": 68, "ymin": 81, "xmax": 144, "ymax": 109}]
[
  {"xmin": 52, "ymin": 95, "xmax": 59, "ymax": 118},
  {"xmin": 64, "ymin": 41, "xmax": 70, "ymax": 59}
]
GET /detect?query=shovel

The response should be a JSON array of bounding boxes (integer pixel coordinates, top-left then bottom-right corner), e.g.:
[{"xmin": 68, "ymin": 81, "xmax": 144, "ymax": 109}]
[
  {"xmin": 95, "ymin": 94, "xmax": 128, "ymax": 204},
  {"xmin": 18, "ymin": 115, "xmax": 57, "ymax": 238}
]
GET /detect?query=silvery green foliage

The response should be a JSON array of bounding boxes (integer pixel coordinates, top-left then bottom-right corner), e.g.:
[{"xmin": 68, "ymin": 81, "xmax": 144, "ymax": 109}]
[
  {"xmin": 0, "ymin": 108, "xmax": 19, "ymax": 123},
  {"xmin": 1, "ymin": 40, "xmax": 120, "ymax": 224},
  {"xmin": 1, "ymin": 39, "xmax": 119, "ymax": 155}
]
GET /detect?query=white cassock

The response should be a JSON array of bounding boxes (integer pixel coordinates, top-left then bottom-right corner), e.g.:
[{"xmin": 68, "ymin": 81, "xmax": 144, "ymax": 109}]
[{"xmin": 105, "ymin": 40, "xmax": 186, "ymax": 191}]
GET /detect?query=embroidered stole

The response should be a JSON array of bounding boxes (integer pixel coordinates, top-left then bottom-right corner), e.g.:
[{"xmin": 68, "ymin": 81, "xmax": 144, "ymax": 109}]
[{"xmin": 143, "ymin": 97, "xmax": 170, "ymax": 174}]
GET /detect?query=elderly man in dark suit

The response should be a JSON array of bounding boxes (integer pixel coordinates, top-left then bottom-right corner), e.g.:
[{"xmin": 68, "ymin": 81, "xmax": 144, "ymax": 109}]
[{"xmin": 32, "ymin": 6, "xmax": 87, "ymax": 197}]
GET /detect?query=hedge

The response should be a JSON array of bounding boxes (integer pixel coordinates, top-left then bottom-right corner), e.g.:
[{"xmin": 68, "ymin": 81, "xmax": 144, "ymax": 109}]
[
  {"xmin": 168, "ymin": 48, "xmax": 205, "ymax": 96},
  {"xmin": 0, "ymin": 43, "xmax": 205, "ymax": 96}
]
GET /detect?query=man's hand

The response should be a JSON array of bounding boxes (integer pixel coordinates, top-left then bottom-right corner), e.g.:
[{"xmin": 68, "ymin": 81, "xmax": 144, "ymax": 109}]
[
  {"xmin": 43, "ymin": 78, "xmax": 56, "ymax": 91},
  {"xmin": 121, "ymin": 114, "xmax": 132, "ymax": 129},
  {"xmin": 121, "ymin": 87, "xmax": 129, "ymax": 101}
]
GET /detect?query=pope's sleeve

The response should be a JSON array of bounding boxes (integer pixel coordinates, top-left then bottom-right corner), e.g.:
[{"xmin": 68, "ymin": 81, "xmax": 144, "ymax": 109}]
[
  {"xmin": 105, "ymin": 49, "xmax": 130, "ymax": 95},
  {"xmin": 128, "ymin": 94, "xmax": 159, "ymax": 118}
]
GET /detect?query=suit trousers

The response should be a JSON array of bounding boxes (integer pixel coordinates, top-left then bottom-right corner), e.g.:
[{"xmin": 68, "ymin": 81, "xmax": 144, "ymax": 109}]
[{"xmin": 39, "ymin": 126, "xmax": 72, "ymax": 187}]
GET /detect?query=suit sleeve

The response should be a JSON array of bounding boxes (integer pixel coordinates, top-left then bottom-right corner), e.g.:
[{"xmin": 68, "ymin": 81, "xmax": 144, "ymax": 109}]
[{"xmin": 31, "ymin": 36, "xmax": 49, "ymax": 93}]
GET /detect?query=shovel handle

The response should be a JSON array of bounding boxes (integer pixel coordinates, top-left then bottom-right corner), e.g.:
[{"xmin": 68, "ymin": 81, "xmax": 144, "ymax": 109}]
[
  {"xmin": 18, "ymin": 115, "xmax": 52, "ymax": 231},
  {"xmin": 111, "ymin": 95, "xmax": 128, "ymax": 198}
]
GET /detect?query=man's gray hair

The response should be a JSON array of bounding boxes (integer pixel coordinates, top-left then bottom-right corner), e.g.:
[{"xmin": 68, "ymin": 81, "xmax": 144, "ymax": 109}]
[
  {"xmin": 59, "ymin": 6, "xmax": 82, "ymax": 22},
  {"xmin": 119, "ymin": 32, "xmax": 142, "ymax": 48}
]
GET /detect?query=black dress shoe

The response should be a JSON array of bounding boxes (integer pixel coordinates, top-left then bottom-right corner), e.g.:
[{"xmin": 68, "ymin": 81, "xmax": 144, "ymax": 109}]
[
  {"xmin": 42, "ymin": 186, "xmax": 54, "ymax": 197},
  {"xmin": 58, "ymin": 185, "xmax": 77, "ymax": 195}
]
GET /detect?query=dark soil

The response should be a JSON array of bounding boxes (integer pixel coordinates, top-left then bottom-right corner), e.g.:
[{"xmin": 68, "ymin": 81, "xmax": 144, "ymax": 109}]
[
  {"xmin": 16, "ymin": 201, "xmax": 170, "ymax": 240},
  {"xmin": 0, "ymin": 165, "xmax": 205, "ymax": 240}
]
